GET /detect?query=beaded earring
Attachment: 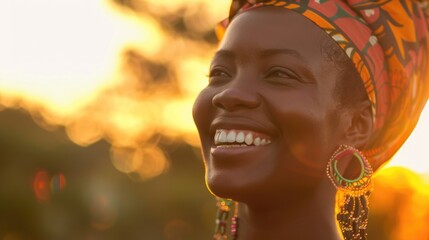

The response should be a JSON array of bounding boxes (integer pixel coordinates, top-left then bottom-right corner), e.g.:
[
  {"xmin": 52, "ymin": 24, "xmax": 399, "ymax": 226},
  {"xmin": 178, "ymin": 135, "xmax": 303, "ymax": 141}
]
[
  {"xmin": 327, "ymin": 145, "xmax": 374, "ymax": 240},
  {"xmin": 213, "ymin": 198, "xmax": 239, "ymax": 240}
]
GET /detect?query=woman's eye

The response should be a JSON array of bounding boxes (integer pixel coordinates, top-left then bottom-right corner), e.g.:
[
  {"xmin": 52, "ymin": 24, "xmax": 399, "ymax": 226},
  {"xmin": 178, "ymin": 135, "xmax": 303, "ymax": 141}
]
[
  {"xmin": 208, "ymin": 68, "xmax": 231, "ymax": 78},
  {"xmin": 266, "ymin": 69, "xmax": 296, "ymax": 79}
]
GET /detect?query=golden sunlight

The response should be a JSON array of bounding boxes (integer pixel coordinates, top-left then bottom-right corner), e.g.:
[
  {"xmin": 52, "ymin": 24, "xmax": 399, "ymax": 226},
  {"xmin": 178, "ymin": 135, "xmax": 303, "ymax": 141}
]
[
  {"xmin": 0, "ymin": 1, "xmax": 427, "ymax": 239},
  {"xmin": 0, "ymin": 0, "xmax": 165, "ymax": 116},
  {"xmin": 385, "ymin": 104, "xmax": 429, "ymax": 175},
  {"xmin": 0, "ymin": 0, "xmax": 426, "ymax": 182},
  {"xmin": 0, "ymin": 0, "xmax": 229, "ymax": 181}
]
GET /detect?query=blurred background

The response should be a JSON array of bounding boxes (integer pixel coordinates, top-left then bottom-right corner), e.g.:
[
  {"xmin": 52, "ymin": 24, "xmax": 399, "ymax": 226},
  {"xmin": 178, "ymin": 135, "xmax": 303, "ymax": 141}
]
[{"xmin": 0, "ymin": 0, "xmax": 427, "ymax": 239}]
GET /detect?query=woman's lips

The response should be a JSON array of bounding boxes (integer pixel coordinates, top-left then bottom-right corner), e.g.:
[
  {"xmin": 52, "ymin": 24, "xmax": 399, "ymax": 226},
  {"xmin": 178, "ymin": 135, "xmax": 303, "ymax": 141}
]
[{"xmin": 214, "ymin": 129, "xmax": 272, "ymax": 147}]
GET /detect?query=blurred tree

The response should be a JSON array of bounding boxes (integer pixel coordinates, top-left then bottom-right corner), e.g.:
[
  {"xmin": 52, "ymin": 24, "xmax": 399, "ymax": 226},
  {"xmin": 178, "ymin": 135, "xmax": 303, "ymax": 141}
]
[{"xmin": 0, "ymin": 108, "xmax": 214, "ymax": 240}]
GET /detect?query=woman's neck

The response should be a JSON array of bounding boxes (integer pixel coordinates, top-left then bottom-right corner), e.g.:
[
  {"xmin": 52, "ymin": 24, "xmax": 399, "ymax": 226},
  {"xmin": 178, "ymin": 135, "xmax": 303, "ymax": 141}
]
[{"xmin": 235, "ymin": 179, "xmax": 342, "ymax": 240}]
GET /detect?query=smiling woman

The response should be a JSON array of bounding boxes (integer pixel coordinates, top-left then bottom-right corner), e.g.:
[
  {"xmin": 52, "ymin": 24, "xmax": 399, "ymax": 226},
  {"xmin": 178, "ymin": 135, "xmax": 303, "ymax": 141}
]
[{"xmin": 193, "ymin": 0, "xmax": 429, "ymax": 240}]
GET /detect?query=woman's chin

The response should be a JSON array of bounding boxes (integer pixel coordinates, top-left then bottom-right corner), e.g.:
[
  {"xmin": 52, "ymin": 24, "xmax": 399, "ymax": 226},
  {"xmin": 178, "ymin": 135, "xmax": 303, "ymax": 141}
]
[
  {"xmin": 207, "ymin": 184, "xmax": 249, "ymax": 201},
  {"xmin": 205, "ymin": 170, "xmax": 267, "ymax": 202},
  {"xmin": 206, "ymin": 172, "xmax": 238, "ymax": 199}
]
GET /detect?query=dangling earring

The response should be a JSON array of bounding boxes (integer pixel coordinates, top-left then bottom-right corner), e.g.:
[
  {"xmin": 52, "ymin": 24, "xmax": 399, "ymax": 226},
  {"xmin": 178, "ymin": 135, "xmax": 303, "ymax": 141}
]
[
  {"xmin": 326, "ymin": 145, "xmax": 374, "ymax": 240},
  {"xmin": 231, "ymin": 201, "xmax": 239, "ymax": 240},
  {"xmin": 213, "ymin": 198, "xmax": 239, "ymax": 240}
]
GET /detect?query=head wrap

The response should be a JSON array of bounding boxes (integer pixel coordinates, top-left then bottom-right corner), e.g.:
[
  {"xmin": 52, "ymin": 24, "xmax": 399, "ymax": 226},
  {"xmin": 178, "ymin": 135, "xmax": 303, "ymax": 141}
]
[{"xmin": 216, "ymin": 0, "xmax": 429, "ymax": 169}]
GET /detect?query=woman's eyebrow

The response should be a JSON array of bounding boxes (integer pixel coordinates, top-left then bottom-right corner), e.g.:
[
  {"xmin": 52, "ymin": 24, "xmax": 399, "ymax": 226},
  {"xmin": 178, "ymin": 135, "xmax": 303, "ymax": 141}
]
[
  {"xmin": 260, "ymin": 48, "xmax": 306, "ymax": 63},
  {"xmin": 213, "ymin": 49, "xmax": 305, "ymax": 61},
  {"xmin": 212, "ymin": 50, "xmax": 235, "ymax": 60}
]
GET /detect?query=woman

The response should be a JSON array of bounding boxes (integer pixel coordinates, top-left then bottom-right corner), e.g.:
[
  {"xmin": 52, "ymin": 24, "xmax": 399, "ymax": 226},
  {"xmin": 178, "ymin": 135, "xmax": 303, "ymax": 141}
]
[{"xmin": 193, "ymin": 0, "xmax": 429, "ymax": 239}]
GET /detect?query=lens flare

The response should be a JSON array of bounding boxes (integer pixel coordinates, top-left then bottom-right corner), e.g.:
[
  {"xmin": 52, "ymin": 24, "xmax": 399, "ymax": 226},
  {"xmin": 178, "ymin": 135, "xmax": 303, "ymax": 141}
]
[
  {"xmin": 50, "ymin": 173, "xmax": 67, "ymax": 194},
  {"xmin": 33, "ymin": 170, "xmax": 50, "ymax": 202},
  {"xmin": 33, "ymin": 170, "xmax": 67, "ymax": 202}
]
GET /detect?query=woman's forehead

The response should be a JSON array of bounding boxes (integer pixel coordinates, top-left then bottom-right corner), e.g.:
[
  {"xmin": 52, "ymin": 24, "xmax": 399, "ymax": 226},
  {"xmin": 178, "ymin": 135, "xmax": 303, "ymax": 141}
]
[{"xmin": 218, "ymin": 7, "xmax": 329, "ymax": 63}]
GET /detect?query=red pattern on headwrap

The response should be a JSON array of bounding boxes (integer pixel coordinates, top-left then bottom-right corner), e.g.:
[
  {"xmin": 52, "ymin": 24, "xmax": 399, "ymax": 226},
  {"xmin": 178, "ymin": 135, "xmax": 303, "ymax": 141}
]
[{"xmin": 217, "ymin": 0, "xmax": 429, "ymax": 169}]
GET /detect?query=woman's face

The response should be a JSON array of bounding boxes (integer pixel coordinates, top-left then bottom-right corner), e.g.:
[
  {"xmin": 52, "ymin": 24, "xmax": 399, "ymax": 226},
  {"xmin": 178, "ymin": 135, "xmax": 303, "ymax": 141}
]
[{"xmin": 193, "ymin": 7, "xmax": 348, "ymax": 201}]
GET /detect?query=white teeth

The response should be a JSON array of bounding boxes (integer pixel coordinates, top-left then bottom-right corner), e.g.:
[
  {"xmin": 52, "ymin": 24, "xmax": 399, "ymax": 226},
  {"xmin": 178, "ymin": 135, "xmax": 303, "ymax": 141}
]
[
  {"xmin": 227, "ymin": 131, "xmax": 236, "ymax": 143},
  {"xmin": 236, "ymin": 132, "xmax": 245, "ymax": 143},
  {"xmin": 244, "ymin": 133, "xmax": 253, "ymax": 145},
  {"xmin": 254, "ymin": 137, "xmax": 261, "ymax": 146},
  {"xmin": 215, "ymin": 129, "xmax": 272, "ymax": 147},
  {"xmin": 214, "ymin": 131, "xmax": 220, "ymax": 144},
  {"xmin": 219, "ymin": 131, "xmax": 227, "ymax": 143}
]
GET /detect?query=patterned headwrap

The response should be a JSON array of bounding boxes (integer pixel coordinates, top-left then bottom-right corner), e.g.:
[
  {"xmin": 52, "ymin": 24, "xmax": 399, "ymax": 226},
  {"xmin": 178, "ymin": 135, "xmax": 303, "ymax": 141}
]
[{"xmin": 216, "ymin": 0, "xmax": 429, "ymax": 169}]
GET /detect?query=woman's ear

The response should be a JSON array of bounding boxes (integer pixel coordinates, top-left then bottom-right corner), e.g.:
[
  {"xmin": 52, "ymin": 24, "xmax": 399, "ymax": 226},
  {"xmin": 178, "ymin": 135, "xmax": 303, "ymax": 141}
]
[
  {"xmin": 335, "ymin": 100, "xmax": 373, "ymax": 178},
  {"xmin": 343, "ymin": 100, "xmax": 373, "ymax": 149}
]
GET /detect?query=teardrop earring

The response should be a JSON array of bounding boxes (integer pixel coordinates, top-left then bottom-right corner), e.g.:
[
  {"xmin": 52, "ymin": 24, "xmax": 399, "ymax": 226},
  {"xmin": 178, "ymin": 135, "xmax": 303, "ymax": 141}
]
[{"xmin": 327, "ymin": 144, "xmax": 374, "ymax": 240}]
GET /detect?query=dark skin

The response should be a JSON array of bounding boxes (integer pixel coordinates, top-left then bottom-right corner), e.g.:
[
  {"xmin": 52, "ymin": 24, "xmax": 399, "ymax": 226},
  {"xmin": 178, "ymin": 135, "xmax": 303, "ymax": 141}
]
[{"xmin": 193, "ymin": 7, "xmax": 373, "ymax": 240}]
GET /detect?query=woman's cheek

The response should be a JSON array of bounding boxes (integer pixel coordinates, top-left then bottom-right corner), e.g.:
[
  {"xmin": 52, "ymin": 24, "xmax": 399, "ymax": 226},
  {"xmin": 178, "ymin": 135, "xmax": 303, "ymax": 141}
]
[
  {"xmin": 192, "ymin": 87, "xmax": 216, "ymax": 158},
  {"xmin": 193, "ymin": 87, "xmax": 213, "ymax": 127},
  {"xmin": 270, "ymin": 103, "xmax": 332, "ymax": 178}
]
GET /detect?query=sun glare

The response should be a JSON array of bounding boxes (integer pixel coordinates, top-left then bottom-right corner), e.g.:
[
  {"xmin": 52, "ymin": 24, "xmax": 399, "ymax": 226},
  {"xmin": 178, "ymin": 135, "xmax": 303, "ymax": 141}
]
[
  {"xmin": 0, "ymin": 0, "xmax": 165, "ymax": 116},
  {"xmin": 385, "ymin": 104, "xmax": 429, "ymax": 175}
]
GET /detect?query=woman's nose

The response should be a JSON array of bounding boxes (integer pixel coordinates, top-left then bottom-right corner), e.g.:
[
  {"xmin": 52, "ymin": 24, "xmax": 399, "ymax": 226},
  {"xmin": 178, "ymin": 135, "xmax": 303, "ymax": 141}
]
[{"xmin": 212, "ymin": 87, "xmax": 260, "ymax": 111}]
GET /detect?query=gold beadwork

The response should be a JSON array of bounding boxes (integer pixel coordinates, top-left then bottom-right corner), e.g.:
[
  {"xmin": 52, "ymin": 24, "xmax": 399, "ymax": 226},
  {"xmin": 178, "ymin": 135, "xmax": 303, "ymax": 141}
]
[{"xmin": 327, "ymin": 145, "xmax": 374, "ymax": 240}]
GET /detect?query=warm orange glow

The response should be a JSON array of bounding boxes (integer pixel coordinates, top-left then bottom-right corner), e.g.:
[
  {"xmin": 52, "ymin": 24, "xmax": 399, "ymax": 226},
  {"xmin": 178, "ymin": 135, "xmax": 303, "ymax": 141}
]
[
  {"xmin": 385, "ymin": 104, "xmax": 429, "ymax": 174},
  {"xmin": 0, "ymin": 0, "xmax": 229, "ymax": 180},
  {"xmin": 0, "ymin": 0, "xmax": 167, "ymax": 116},
  {"xmin": 371, "ymin": 167, "xmax": 429, "ymax": 239},
  {"xmin": 1, "ymin": 1, "xmax": 427, "ymax": 238},
  {"xmin": 111, "ymin": 145, "xmax": 169, "ymax": 181},
  {"xmin": 0, "ymin": 0, "xmax": 426, "ymax": 189}
]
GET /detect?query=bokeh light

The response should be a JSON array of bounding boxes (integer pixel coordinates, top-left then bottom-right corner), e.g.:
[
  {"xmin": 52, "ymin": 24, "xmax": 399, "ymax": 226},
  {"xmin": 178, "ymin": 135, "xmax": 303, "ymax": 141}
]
[
  {"xmin": 111, "ymin": 145, "xmax": 169, "ymax": 181},
  {"xmin": 90, "ymin": 194, "xmax": 117, "ymax": 231},
  {"xmin": 33, "ymin": 170, "xmax": 51, "ymax": 202},
  {"xmin": 33, "ymin": 170, "xmax": 67, "ymax": 202}
]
